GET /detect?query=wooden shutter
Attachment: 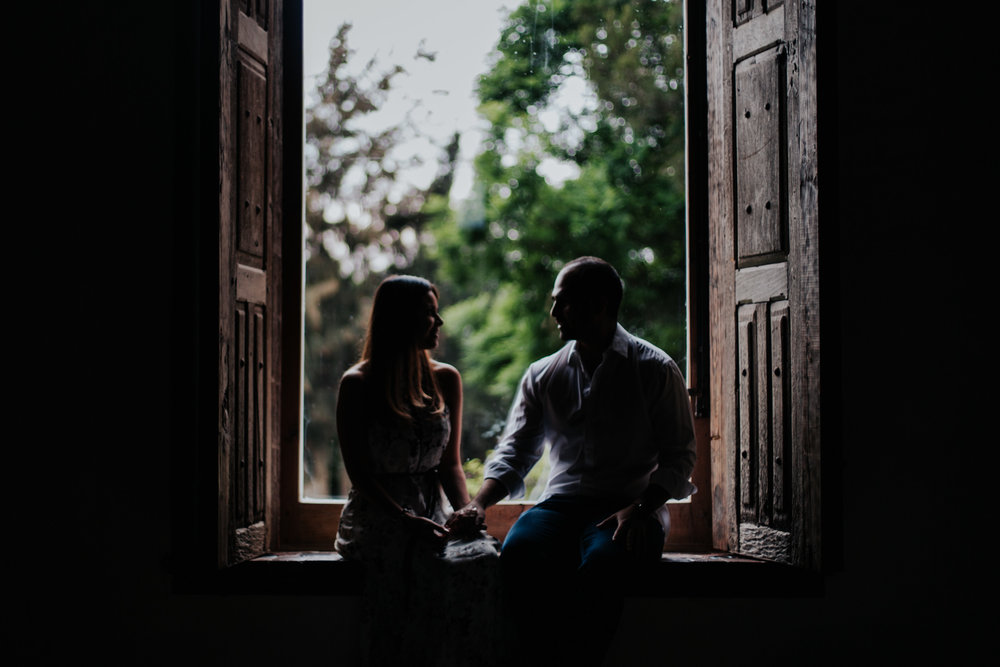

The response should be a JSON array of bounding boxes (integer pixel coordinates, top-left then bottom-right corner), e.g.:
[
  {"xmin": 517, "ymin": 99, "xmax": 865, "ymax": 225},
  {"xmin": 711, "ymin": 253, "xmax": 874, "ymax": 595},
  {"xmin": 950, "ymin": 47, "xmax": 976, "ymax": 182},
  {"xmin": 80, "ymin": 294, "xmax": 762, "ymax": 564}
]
[
  {"xmin": 218, "ymin": 0, "xmax": 284, "ymax": 567},
  {"xmin": 707, "ymin": 0, "xmax": 820, "ymax": 569}
]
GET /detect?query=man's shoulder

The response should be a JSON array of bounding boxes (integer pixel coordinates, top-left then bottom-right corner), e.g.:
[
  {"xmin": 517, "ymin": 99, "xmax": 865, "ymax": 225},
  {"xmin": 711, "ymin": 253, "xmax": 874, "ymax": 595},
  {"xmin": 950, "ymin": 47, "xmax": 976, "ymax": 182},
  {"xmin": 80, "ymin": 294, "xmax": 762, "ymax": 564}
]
[
  {"xmin": 525, "ymin": 343, "xmax": 574, "ymax": 381},
  {"xmin": 620, "ymin": 332, "xmax": 687, "ymax": 397},
  {"xmin": 620, "ymin": 327, "xmax": 675, "ymax": 367}
]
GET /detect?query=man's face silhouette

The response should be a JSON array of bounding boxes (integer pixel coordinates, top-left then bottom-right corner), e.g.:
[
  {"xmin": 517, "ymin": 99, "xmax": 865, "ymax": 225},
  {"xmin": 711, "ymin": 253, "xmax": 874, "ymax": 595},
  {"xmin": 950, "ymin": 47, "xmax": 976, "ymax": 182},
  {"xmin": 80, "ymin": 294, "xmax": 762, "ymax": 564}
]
[{"xmin": 550, "ymin": 266, "xmax": 601, "ymax": 343}]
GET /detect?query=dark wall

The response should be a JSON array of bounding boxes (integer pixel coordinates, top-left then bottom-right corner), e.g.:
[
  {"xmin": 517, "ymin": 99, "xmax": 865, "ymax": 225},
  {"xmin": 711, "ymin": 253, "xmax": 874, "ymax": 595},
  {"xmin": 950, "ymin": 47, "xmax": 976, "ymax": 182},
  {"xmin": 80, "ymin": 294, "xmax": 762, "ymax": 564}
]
[{"xmin": 23, "ymin": 3, "xmax": 987, "ymax": 665}]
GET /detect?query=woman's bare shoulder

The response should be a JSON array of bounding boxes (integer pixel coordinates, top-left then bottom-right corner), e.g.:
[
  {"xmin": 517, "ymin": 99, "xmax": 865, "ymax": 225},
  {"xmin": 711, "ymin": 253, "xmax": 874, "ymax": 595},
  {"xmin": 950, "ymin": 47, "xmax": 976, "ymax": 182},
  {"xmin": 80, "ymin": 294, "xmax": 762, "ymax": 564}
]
[
  {"xmin": 339, "ymin": 362, "xmax": 369, "ymax": 390},
  {"xmin": 430, "ymin": 359, "xmax": 461, "ymax": 384},
  {"xmin": 432, "ymin": 360, "xmax": 462, "ymax": 400}
]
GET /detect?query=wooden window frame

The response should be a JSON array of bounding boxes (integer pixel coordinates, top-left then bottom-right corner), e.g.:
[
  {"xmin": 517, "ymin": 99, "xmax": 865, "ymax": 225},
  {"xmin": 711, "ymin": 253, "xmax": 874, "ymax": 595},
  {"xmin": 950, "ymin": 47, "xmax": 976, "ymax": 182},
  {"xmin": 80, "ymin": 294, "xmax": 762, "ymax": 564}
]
[
  {"xmin": 274, "ymin": 0, "xmax": 714, "ymax": 555},
  {"xmin": 204, "ymin": 1, "xmax": 824, "ymax": 596}
]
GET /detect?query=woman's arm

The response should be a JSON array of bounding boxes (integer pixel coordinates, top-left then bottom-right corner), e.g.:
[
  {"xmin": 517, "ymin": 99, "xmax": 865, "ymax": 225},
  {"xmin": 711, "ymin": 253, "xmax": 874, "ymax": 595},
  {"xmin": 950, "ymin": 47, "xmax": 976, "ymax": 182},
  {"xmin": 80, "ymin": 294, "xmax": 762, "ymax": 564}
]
[{"xmin": 433, "ymin": 362, "xmax": 472, "ymax": 513}]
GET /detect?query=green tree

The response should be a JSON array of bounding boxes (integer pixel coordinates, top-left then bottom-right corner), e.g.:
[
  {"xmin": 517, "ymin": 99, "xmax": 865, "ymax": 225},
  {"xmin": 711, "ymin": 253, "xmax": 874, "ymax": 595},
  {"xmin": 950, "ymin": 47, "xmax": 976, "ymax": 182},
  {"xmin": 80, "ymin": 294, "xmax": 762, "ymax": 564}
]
[{"xmin": 433, "ymin": 0, "xmax": 688, "ymax": 477}]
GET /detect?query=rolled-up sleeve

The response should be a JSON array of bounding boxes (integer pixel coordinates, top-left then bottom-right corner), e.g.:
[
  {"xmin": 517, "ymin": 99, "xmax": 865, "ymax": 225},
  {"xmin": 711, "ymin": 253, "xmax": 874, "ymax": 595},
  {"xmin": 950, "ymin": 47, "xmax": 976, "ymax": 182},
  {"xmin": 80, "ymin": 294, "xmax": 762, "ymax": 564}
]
[
  {"xmin": 484, "ymin": 369, "xmax": 546, "ymax": 500},
  {"xmin": 647, "ymin": 359, "xmax": 697, "ymax": 500}
]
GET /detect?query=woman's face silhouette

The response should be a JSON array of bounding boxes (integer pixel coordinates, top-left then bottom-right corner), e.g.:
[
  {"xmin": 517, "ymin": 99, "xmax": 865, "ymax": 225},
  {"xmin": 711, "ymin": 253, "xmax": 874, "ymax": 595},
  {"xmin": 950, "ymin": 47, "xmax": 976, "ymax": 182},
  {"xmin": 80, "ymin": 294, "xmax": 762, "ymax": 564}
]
[{"xmin": 416, "ymin": 289, "xmax": 444, "ymax": 350}]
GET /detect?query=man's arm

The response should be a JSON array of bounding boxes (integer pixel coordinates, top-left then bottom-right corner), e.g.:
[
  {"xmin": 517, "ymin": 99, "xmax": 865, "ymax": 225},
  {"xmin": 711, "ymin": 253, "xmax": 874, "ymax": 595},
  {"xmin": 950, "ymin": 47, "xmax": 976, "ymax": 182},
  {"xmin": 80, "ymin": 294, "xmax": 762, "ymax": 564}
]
[
  {"xmin": 647, "ymin": 359, "xmax": 697, "ymax": 500},
  {"xmin": 480, "ymin": 367, "xmax": 547, "ymax": 499},
  {"xmin": 445, "ymin": 478, "xmax": 509, "ymax": 535},
  {"xmin": 472, "ymin": 477, "xmax": 511, "ymax": 510},
  {"xmin": 444, "ymin": 369, "xmax": 542, "ymax": 536},
  {"xmin": 600, "ymin": 357, "xmax": 697, "ymax": 551},
  {"xmin": 631, "ymin": 482, "xmax": 670, "ymax": 515},
  {"xmin": 445, "ymin": 365, "xmax": 545, "ymax": 536}
]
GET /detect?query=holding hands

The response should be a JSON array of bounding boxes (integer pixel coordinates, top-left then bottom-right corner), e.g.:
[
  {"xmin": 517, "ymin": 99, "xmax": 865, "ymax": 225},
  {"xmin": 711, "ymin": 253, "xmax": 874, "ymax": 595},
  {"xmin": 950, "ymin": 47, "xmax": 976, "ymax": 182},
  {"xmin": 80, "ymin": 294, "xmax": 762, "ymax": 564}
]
[
  {"xmin": 445, "ymin": 501, "xmax": 487, "ymax": 539},
  {"xmin": 399, "ymin": 500, "xmax": 485, "ymax": 546}
]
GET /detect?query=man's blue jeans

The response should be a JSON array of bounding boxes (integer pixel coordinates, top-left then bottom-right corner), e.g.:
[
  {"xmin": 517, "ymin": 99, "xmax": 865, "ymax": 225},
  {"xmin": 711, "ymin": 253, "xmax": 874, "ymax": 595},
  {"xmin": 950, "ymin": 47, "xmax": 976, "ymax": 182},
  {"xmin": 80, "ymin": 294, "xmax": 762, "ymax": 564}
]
[{"xmin": 498, "ymin": 495, "xmax": 664, "ymax": 665}]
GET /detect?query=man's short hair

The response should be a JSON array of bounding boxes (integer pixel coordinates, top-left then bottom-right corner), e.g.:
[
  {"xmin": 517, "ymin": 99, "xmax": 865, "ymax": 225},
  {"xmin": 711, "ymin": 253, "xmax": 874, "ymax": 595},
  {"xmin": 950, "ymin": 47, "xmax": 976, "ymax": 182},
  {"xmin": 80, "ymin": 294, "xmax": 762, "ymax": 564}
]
[{"xmin": 562, "ymin": 256, "xmax": 624, "ymax": 316}]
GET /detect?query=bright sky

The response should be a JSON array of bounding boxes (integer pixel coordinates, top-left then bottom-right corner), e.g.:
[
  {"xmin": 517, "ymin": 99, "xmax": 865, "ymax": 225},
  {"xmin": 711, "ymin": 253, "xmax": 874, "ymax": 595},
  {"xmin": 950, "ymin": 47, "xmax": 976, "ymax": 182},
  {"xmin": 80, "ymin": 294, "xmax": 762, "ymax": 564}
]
[{"xmin": 303, "ymin": 0, "xmax": 519, "ymax": 202}]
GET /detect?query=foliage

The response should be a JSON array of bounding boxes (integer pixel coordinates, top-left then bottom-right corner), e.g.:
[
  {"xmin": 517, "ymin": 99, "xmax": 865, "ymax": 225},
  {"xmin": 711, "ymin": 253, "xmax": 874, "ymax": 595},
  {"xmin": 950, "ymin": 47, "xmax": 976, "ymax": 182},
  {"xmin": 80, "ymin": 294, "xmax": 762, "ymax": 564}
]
[
  {"xmin": 433, "ymin": 0, "xmax": 688, "ymax": 471},
  {"xmin": 301, "ymin": 2, "xmax": 688, "ymax": 498}
]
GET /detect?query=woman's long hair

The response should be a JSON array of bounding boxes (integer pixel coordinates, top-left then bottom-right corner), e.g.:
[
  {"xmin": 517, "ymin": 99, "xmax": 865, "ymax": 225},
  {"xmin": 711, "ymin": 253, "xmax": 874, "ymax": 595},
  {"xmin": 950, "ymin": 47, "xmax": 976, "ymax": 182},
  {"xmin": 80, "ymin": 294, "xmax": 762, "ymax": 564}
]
[{"xmin": 360, "ymin": 275, "xmax": 444, "ymax": 421}]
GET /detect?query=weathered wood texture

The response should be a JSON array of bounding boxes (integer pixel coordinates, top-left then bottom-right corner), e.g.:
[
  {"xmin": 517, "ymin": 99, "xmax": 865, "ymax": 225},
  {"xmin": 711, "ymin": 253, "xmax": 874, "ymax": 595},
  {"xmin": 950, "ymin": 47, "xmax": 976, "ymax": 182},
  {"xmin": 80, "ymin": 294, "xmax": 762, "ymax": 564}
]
[
  {"xmin": 708, "ymin": 0, "xmax": 820, "ymax": 569},
  {"xmin": 737, "ymin": 300, "xmax": 790, "ymax": 531},
  {"xmin": 735, "ymin": 45, "xmax": 786, "ymax": 264},
  {"xmin": 707, "ymin": 0, "xmax": 738, "ymax": 555},
  {"xmin": 788, "ymin": 0, "xmax": 821, "ymax": 572},
  {"xmin": 219, "ymin": 0, "xmax": 283, "ymax": 568}
]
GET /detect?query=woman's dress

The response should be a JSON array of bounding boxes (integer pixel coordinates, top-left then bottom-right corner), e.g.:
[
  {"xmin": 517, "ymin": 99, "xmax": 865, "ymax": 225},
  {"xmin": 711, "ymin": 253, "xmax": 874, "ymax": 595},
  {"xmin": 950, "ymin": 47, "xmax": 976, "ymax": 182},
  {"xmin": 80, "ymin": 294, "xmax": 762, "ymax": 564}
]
[{"xmin": 336, "ymin": 406, "xmax": 500, "ymax": 666}]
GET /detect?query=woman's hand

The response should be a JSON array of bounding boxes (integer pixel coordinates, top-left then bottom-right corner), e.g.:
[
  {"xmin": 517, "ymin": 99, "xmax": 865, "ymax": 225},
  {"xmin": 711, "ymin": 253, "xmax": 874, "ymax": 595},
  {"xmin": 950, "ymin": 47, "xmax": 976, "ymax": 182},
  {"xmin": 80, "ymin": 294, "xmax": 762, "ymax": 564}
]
[
  {"xmin": 403, "ymin": 512, "xmax": 451, "ymax": 547},
  {"xmin": 444, "ymin": 501, "xmax": 486, "ymax": 539}
]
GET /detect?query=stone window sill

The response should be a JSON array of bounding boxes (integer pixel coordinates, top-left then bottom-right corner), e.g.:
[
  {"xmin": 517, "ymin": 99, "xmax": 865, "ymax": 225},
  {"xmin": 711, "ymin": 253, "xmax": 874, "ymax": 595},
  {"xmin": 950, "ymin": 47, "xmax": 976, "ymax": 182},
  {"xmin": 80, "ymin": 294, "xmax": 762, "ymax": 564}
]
[{"xmin": 211, "ymin": 551, "xmax": 823, "ymax": 597}]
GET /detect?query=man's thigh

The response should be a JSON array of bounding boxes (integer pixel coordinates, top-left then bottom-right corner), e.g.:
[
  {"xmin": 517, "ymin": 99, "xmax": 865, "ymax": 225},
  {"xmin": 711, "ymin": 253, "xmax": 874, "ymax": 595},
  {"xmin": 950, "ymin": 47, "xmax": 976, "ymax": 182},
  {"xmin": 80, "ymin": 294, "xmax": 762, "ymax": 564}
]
[
  {"xmin": 501, "ymin": 500, "xmax": 582, "ymax": 569},
  {"xmin": 579, "ymin": 513, "xmax": 664, "ymax": 574}
]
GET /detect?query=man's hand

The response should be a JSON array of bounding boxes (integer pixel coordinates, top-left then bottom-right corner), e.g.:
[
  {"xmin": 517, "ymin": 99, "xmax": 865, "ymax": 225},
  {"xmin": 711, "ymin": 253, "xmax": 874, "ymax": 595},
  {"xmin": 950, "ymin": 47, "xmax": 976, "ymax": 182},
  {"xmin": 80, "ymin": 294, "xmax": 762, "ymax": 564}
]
[
  {"xmin": 444, "ymin": 501, "xmax": 486, "ymax": 538},
  {"xmin": 445, "ymin": 478, "xmax": 509, "ymax": 538},
  {"xmin": 596, "ymin": 503, "xmax": 657, "ymax": 554}
]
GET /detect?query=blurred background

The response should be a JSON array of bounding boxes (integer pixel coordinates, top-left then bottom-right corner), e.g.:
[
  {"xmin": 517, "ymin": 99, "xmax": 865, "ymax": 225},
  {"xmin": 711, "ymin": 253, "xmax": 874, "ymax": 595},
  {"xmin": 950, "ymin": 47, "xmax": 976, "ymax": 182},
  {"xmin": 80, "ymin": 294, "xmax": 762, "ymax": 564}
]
[{"xmin": 299, "ymin": 0, "xmax": 688, "ymax": 501}]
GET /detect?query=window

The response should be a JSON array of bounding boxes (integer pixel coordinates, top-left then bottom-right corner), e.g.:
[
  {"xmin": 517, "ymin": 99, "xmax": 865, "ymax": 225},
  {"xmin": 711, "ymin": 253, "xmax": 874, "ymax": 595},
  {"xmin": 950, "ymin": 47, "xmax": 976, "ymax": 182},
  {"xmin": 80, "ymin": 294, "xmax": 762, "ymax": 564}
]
[
  {"xmin": 214, "ymin": 0, "xmax": 821, "ymax": 572},
  {"xmin": 285, "ymin": 0, "xmax": 712, "ymax": 552}
]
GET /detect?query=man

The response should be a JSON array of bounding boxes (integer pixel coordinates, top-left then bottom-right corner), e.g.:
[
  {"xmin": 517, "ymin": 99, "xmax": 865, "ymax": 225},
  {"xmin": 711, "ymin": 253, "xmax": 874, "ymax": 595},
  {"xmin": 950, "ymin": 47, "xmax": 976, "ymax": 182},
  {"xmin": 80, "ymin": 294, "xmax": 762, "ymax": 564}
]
[{"xmin": 448, "ymin": 256, "xmax": 697, "ymax": 665}]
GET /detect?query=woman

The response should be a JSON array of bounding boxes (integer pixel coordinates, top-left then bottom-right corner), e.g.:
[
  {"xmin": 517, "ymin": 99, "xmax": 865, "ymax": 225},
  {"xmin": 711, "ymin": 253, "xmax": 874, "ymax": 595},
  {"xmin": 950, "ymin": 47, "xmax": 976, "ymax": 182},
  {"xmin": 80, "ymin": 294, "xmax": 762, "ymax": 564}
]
[{"xmin": 334, "ymin": 275, "xmax": 498, "ymax": 665}]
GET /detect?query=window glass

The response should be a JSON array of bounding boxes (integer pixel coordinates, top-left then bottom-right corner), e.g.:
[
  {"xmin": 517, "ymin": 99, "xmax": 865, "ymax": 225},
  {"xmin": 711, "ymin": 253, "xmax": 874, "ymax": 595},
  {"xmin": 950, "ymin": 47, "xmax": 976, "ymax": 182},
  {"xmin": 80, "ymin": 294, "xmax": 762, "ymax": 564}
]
[{"xmin": 301, "ymin": 0, "xmax": 687, "ymax": 501}]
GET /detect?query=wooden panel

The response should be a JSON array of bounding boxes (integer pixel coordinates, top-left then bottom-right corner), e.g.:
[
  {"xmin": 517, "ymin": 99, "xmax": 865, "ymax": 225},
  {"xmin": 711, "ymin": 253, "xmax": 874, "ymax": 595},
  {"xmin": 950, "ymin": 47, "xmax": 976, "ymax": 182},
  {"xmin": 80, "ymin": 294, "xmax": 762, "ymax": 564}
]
[
  {"xmin": 738, "ymin": 300, "xmax": 783, "ymax": 526},
  {"xmin": 253, "ymin": 306, "xmax": 266, "ymax": 520},
  {"xmin": 769, "ymin": 300, "xmax": 789, "ymax": 528},
  {"xmin": 733, "ymin": 1, "xmax": 784, "ymax": 26},
  {"xmin": 239, "ymin": 12, "xmax": 269, "ymax": 63},
  {"xmin": 736, "ymin": 262, "xmax": 786, "ymax": 304},
  {"xmin": 236, "ymin": 265, "xmax": 266, "ymax": 304},
  {"xmin": 733, "ymin": 0, "xmax": 760, "ymax": 26},
  {"xmin": 753, "ymin": 300, "xmax": 770, "ymax": 523},
  {"xmin": 237, "ymin": 58, "xmax": 267, "ymax": 262},
  {"xmin": 735, "ymin": 45, "xmax": 786, "ymax": 264},
  {"xmin": 236, "ymin": 305, "xmax": 247, "ymax": 526},
  {"xmin": 737, "ymin": 303, "xmax": 760, "ymax": 516},
  {"xmin": 240, "ymin": 0, "xmax": 270, "ymax": 32},
  {"xmin": 738, "ymin": 298, "xmax": 791, "ymax": 558},
  {"xmin": 733, "ymin": 3, "xmax": 784, "ymax": 54},
  {"xmin": 234, "ymin": 302, "xmax": 267, "ymax": 529}
]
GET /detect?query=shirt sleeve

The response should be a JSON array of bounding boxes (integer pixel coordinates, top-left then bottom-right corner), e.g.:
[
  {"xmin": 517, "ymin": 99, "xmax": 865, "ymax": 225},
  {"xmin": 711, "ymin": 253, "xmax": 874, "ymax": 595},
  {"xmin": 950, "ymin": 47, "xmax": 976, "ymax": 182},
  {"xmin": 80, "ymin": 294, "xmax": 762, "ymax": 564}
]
[
  {"xmin": 483, "ymin": 367, "xmax": 546, "ymax": 500},
  {"xmin": 647, "ymin": 358, "xmax": 698, "ymax": 500}
]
